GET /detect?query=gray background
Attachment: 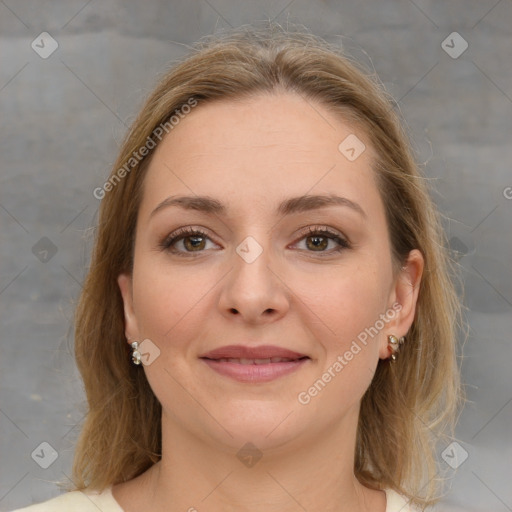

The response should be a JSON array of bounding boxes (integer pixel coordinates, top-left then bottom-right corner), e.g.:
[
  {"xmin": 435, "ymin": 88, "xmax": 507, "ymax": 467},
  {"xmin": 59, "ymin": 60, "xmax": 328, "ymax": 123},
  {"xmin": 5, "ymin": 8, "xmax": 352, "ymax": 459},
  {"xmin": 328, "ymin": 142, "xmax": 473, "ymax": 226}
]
[{"xmin": 1, "ymin": 1, "xmax": 511, "ymax": 510}]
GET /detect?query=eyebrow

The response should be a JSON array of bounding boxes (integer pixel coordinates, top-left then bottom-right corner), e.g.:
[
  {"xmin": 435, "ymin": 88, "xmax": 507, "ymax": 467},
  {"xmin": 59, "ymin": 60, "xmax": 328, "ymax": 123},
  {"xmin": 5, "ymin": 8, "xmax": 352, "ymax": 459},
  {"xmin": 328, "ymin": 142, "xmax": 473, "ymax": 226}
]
[{"xmin": 149, "ymin": 194, "xmax": 367, "ymax": 219}]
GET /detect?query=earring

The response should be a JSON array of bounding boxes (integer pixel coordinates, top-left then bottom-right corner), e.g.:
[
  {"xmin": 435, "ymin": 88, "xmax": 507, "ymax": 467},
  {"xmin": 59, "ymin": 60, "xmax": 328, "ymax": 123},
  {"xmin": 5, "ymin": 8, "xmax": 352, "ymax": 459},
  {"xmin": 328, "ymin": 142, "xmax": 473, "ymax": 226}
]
[
  {"xmin": 388, "ymin": 334, "xmax": 405, "ymax": 362},
  {"xmin": 131, "ymin": 341, "xmax": 142, "ymax": 365}
]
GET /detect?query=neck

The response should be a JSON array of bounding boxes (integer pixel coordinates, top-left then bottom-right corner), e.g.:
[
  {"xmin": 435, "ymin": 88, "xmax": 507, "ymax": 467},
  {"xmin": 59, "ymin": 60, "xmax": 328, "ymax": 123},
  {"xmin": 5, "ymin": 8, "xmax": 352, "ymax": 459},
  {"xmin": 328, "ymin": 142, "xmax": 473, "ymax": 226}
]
[{"xmin": 139, "ymin": 405, "xmax": 385, "ymax": 512}]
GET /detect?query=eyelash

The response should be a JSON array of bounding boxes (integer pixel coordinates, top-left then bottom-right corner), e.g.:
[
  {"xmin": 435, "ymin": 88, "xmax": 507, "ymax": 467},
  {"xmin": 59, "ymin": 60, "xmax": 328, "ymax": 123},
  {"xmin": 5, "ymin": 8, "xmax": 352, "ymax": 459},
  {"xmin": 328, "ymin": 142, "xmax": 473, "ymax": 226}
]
[{"xmin": 159, "ymin": 225, "xmax": 351, "ymax": 257}]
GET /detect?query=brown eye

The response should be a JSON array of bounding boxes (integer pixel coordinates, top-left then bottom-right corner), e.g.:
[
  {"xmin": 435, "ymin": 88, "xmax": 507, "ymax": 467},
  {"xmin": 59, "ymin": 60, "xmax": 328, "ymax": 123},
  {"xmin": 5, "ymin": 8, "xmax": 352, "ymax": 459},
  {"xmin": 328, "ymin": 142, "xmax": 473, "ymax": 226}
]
[
  {"xmin": 160, "ymin": 228, "xmax": 218, "ymax": 255},
  {"xmin": 182, "ymin": 235, "xmax": 207, "ymax": 251},
  {"xmin": 305, "ymin": 235, "xmax": 329, "ymax": 251},
  {"xmin": 294, "ymin": 227, "xmax": 351, "ymax": 255}
]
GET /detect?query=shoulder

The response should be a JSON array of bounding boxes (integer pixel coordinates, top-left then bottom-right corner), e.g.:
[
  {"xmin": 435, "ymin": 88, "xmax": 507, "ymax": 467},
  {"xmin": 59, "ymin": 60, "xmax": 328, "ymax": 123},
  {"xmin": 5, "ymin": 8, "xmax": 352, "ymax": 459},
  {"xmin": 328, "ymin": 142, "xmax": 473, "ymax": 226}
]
[
  {"xmin": 9, "ymin": 485, "xmax": 123, "ymax": 512},
  {"xmin": 385, "ymin": 488, "xmax": 421, "ymax": 512}
]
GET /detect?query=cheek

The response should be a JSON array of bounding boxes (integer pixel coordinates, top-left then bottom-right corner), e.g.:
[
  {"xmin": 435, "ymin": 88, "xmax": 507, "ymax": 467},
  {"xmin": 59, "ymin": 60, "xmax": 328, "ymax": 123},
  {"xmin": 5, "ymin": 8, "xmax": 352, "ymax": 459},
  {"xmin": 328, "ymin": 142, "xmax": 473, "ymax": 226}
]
[
  {"xmin": 130, "ymin": 260, "xmax": 214, "ymax": 404},
  {"xmin": 307, "ymin": 272, "xmax": 389, "ymax": 404},
  {"xmin": 307, "ymin": 265, "xmax": 389, "ymax": 344},
  {"xmin": 131, "ymin": 256, "xmax": 215, "ymax": 346}
]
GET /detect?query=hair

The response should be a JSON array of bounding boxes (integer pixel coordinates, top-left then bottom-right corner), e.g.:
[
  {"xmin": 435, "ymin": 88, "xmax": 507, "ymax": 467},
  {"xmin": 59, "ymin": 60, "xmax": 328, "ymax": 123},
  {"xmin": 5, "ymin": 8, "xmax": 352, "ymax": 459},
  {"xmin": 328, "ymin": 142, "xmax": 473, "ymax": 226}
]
[{"xmin": 66, "ymin": 23, "xmax": 465, "ymax": 509}]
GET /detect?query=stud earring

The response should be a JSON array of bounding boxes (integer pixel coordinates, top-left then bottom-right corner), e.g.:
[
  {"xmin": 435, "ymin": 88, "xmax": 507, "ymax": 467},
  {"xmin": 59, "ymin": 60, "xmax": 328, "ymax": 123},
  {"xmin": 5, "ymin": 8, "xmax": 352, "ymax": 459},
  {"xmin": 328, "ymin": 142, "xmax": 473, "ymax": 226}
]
[
  {"xmin": 131, "ymin": 341, "xmax": 142, "ymax": 365},
  {"xmin": 388, "ymin": 334, "xmax": 405, "ymax": 362}
]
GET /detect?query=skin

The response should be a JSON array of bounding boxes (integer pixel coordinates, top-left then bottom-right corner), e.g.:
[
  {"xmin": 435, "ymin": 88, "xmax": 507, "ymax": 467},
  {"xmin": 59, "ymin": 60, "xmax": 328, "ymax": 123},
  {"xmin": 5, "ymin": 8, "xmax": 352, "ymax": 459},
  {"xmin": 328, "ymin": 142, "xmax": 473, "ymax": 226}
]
[{"xmin": 114, "ymin": 92, "xmax": 423, "ymax": 512}]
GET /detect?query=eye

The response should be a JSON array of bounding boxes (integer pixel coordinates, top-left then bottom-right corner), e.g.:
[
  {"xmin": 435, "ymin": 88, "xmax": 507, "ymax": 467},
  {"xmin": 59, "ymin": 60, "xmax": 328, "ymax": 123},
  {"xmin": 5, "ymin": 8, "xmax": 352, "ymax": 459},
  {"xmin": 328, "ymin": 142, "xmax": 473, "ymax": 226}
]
[
  {"xmin": 293, "ymin": 226, "xmax": 351, "ymax": 255},
  {"xmin": 159, "ymin": 225, "xmax": 351, "ymax": 257},
  {"xmin": 159, "ymin": 227, "xmax": 219, "ymax": 255}
]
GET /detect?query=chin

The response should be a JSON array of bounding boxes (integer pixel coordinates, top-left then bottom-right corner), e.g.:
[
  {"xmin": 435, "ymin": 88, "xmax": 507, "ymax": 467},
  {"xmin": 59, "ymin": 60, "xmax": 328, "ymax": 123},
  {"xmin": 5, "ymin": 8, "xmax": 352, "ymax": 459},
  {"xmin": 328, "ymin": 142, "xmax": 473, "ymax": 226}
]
[{"xmin": 205, "ymin": 401, "xmax": 308, "ymax": 450}]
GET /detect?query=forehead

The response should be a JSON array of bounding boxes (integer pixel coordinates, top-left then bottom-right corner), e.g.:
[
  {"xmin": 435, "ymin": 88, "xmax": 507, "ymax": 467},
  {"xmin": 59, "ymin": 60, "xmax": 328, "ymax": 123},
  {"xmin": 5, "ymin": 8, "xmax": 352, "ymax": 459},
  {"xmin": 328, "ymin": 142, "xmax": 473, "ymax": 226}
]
[{"xmin": 139, "ymin": 92, "xmax": 382, "ymax": 221}]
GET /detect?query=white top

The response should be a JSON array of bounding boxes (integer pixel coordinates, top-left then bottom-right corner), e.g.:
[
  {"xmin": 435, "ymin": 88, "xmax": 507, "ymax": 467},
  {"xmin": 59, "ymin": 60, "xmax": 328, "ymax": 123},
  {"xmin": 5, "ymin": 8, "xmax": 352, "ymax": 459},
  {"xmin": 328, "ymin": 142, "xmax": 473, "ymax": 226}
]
[{"xmin": 11, "ymin": 485, "xmax": 418, "ymax": 511}]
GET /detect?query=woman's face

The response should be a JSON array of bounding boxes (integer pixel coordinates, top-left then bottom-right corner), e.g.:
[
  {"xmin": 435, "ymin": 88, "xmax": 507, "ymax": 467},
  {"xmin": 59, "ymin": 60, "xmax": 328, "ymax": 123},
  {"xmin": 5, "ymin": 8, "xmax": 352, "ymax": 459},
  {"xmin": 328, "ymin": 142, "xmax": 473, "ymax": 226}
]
[{"xmin": 118, "ymin": 92, "xmax": 421, "ymax": 454}]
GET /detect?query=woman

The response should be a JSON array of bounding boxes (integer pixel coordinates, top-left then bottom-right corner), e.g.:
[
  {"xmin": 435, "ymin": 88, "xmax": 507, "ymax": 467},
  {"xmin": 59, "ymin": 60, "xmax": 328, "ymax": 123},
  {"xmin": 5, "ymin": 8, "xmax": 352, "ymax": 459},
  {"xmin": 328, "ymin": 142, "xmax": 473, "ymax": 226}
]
[{"xmin": 14, "ymin": 24, "xmax": 463, "ymax": 512}]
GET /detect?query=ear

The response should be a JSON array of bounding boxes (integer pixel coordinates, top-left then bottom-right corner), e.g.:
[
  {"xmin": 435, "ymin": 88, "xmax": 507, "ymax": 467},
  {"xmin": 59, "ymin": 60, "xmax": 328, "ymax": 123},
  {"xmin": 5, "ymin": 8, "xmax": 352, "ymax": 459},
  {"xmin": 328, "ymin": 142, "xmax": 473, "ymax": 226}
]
[
  {"xmin": 118, "ymin": 273, "xmax": 141, "ymax": 345},
  {"xmin": 379, "ymin": 249, "xmax": 424, "ymax": 359}
]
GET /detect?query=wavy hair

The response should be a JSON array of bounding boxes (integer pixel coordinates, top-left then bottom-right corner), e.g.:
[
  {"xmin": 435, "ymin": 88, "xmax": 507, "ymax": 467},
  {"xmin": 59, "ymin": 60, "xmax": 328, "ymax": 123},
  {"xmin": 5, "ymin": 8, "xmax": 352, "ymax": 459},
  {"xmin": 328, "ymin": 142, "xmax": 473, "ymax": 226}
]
[{"xmin": 66, "ymin": 24, "xmax": 465, "ymax": 509}]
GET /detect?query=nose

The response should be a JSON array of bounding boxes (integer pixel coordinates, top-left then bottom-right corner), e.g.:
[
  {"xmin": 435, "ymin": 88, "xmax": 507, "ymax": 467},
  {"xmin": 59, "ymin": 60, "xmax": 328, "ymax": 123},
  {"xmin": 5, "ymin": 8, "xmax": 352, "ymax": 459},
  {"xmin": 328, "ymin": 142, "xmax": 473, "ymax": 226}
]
[{"xmin": 217, "ymin": 236, "xmax": 290, "ymax": 325}]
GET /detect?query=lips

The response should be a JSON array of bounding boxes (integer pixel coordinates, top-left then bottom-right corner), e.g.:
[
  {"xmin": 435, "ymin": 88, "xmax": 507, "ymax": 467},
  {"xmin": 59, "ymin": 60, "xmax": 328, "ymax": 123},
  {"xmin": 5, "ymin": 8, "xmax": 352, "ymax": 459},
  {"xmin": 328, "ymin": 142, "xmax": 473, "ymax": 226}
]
[
  {"xmin": 209, "ymin": 357, "xmax": 298, "ymax": 364},
  {"xmin": 199, "ymin": 345, "xmax": 308, "ymax": 361},
  {"xmin": 199, "ymin": 345, "xmax": 310, "ymax": 383}
]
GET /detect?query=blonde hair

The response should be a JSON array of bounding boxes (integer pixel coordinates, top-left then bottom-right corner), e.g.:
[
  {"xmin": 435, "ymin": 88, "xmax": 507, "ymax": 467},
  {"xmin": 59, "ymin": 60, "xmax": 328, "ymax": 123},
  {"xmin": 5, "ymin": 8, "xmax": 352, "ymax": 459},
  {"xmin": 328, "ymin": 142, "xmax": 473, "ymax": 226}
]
[{"xmin": 67, "ymin": 24, "xmax": 464, "ymax": 508}]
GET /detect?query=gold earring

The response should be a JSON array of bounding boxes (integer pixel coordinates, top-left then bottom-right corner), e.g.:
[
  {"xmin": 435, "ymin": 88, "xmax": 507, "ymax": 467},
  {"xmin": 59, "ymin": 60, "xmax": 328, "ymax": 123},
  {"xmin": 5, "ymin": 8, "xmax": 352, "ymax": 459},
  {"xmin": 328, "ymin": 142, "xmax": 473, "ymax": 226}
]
[{"xmin": 388, "ymin": 334, "xmax": 405, "ymax": 362}]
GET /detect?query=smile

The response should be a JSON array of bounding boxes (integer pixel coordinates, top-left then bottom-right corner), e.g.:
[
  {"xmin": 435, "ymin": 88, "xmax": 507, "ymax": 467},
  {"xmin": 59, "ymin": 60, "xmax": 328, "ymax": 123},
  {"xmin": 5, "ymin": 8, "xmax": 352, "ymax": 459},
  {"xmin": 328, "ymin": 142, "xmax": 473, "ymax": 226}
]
[
  {"xmin": 200, "ymin": 356, "xmax": 309, "ymax": 383},
  {"xmin": 208, "ymin": 357, "xmax": 300, "ymax": 364}
]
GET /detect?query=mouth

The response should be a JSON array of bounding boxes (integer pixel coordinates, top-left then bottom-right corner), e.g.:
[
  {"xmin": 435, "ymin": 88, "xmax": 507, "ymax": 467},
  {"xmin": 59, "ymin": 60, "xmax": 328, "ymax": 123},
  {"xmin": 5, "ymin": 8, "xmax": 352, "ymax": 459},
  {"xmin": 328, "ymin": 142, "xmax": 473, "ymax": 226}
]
[
  {"xmin": 204, "ymin": 356, "xmax": 307, "ymax": 364},
  {"xmin": 199, "ymin": 344, "xmax": 308, "ymax": 360},
  {"xmin": 199, "ymin": 345, "xmax": 310, "ymax": 383}
]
